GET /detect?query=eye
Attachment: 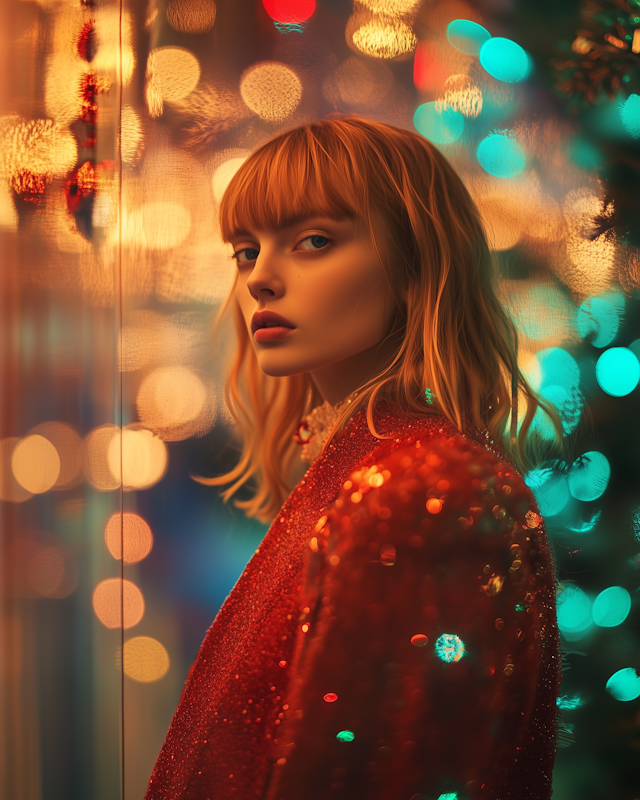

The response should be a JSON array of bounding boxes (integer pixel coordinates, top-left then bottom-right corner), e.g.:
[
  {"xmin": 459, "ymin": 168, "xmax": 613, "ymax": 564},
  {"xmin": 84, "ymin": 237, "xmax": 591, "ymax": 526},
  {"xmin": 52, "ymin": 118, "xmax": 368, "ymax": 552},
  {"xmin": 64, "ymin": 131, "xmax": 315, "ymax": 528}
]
[
  {"xmin": 297, "ymin": 234, "xmax": 330, "ymax": 252},
  {"xmin": 233, "ymin": 247, "xmax": 259, "ymax": 264}
]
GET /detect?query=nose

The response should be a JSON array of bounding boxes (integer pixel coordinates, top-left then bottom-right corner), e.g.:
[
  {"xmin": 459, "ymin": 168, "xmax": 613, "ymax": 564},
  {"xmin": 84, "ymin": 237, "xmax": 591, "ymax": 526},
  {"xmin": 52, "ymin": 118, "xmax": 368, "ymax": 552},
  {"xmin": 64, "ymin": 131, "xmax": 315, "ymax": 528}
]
[{"xmin": 245, "ymin": 247, "xmax": 284, "ymax": 302}]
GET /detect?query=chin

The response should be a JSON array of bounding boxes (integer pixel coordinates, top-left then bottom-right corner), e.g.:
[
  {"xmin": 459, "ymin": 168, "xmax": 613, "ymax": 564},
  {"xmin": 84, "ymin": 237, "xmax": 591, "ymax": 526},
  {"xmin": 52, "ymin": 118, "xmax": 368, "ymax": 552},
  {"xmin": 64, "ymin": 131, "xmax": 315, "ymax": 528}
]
[{"xmin": 256, "ymin": 356, "xmax": 309, "ymax": 378}]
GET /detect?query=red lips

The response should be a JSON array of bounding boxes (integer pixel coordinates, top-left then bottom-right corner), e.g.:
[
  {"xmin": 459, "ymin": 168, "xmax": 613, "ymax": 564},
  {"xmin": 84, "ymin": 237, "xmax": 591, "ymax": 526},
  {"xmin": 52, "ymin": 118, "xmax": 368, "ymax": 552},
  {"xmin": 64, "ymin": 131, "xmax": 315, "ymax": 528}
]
[{"xmin": 251, "ymin": 310, "xmax": 296, "ymax": 333}]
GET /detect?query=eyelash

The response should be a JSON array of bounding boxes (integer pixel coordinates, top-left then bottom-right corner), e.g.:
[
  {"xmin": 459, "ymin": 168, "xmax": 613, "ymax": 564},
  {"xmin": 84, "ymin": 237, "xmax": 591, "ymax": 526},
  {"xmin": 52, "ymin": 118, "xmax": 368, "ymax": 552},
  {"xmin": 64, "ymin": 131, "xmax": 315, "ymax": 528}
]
[{"xmin": 231, "ymin": 234, "xmax": 331, "ymax": 264}]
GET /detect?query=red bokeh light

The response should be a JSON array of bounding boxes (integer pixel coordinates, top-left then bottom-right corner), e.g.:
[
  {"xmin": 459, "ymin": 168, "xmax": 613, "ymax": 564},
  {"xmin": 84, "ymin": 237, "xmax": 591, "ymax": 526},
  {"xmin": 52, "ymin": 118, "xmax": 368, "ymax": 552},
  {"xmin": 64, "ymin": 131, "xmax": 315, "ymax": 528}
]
[
  {"xmin": 413, "ymin": 41, "xmax": 449, "ymax": 92},
  {"xmin": 262, "ymin": 0, "xmax": 316, "ymax": 24}
]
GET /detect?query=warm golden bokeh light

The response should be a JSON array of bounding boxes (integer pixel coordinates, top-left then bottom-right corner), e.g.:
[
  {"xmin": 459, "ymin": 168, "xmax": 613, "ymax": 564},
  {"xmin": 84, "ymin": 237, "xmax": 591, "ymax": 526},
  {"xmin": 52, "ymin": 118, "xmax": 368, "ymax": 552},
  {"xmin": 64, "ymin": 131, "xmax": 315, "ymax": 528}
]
[
  {"xmin": 136, "ymin": 366, "xmax": 214, "ymax": 441},
  {"xmin": 323, "ymin": 57, "xmax": 393, "ymax": 107},
  {"xmin": 105, "ymin": 512, "xmax": 154, "ymax": 564},
  {"xmin": 359, "ymin": 0, "xmax": 422, "ymax": 15},
  {"xmin": 212, "ymin": 156, "xmax": 247, "ymax": 204},
  {"xmin": 0, "ymin": 438, "xmax": 33, "ymax": 502},
  {"xmin": 443, "ymin": 74, "xmax": 482, "ymax": 118},
  {"xmin": 115, "ymin": 202, "xmax": 192, "ymax": 251},
  {"xmin": 240, "ymin": 62, "xmax": 302, "ymax": 122},
  {"xmin": 123, "ymin": 636, "xmax": 170, "ymax": 682},
  {"xmin": 12, "ymin": 435, "xmax": 61, "ymax": 494},
  {"xmin": 120, "ymin": 105, "xmax": 144, "ymax": 165},
  {"xmin": 476, "ymin": 194, "xmax": 523, "ymax": 252},
  {"xmin": 146, "ymin": 47, "xmax": 201, "ymax": 116},
  {"xmin": 351, "ymin": 18, "xmax": 417, "ymax": 59},
  {"xmin": 107, "ymin": 428, "xmax": 168, "ymax": 491},
  {"xmin": 91, "ymin": 46, "xmax": 135, "ymax": 86},
  {"xmin": 44, "ymin": 53, "xmax": 88, "ymax": 125},
  {"xmin": 93, "ymin": 578, "xmax": 145, "ymax": 629},
  {"xmin": 28, "ymin": 422, "xmax": 83, "ymax": 490},
  {"xmin": 83, "ymin": 425, "xmax": 120, "ymax": 491},
  {"xmin": 562, "ymin": 189, "xmax": 615, "ymax": 294},
  {"xmin": 167, "ymin": 0, "xmax": 217, "ymax": 33}
]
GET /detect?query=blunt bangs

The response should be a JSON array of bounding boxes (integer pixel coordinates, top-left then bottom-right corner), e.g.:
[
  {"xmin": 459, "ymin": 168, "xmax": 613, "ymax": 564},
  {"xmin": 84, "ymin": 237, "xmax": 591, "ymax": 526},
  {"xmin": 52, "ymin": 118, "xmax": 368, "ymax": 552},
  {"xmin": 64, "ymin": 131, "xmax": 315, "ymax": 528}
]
[{"xmin": 219, "ymin": 125, "xmax": 366, "ymax": 241}]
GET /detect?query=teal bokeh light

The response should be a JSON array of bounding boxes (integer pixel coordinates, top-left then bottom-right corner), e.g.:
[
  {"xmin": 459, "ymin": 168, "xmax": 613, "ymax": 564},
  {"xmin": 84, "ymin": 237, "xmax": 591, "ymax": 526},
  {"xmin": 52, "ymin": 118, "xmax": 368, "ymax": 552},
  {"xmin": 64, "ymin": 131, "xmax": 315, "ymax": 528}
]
[
  {"xmin": 477, "ymin": 132, "xmax": 525, "ymax": 178},
  {"xmin": 336, "ymin": 730, "xmax": 355, "ymax": 742},
  {"xmin": 446, "ymin": 19, "xmax": 491, "ymax": 55},
  {"xmin": 538, "ymin": 348, "xmax": 581, "ymax": 392},
  {"xmin": 414, "ymin": 102, "xmax": 464, "ymax": 145},
  {"xmin": 524, "ymin": 467, "xmax": 569, "ymax": 516},
  {"xmin": 566, "ymin": 510, "xmax": 601, "ymax": 533},
  {"xmin": 557, "ymin": 583, "xmax": 592, "ymax": 637},
  {"xmin": 568, "ymin": 138, "xmax": 604, "ymax": 169},
  {"xmin": 592, "ymin": 586, "xmax": 631, "ymax": 627},
  {"xmin": 596, "ymin": 347, "xmax": 640, "ymax": 397},
  {"xmin": 435, "ymin": 633, "xmax": 465, "ymax": 662},
  {"xmin": 577, "ymin": 293, "xmax": 624, "ymax": 348},
  {"xmin": 606, "ymin": 668, "xmax": 640, "ymax": 702},
  {"xmin": 568, "ymin": 451, "xmax": 610, "ymax": 502},
  {"xmin": 531, "ymin": 384, "xmax": 582, "ymax": 439},
  {"xmin": 619, "ymin": 94, "xmax": 640, "ymax": 138},
  {"xmin": 557, "ymin": 694, "xmax": 583, "ymax": 710},
  {"xmin": 479, "ymin": 37, "xmax": 531, "ymax": 82}
]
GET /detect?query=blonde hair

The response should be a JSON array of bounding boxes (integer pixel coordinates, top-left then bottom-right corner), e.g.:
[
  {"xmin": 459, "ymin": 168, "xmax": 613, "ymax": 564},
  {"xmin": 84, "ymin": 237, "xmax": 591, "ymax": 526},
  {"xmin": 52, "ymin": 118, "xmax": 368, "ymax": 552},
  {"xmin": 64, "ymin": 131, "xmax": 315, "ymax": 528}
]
[{"xmin": 200, "ymin": 117, "xmax": 563, "ymax": 523}]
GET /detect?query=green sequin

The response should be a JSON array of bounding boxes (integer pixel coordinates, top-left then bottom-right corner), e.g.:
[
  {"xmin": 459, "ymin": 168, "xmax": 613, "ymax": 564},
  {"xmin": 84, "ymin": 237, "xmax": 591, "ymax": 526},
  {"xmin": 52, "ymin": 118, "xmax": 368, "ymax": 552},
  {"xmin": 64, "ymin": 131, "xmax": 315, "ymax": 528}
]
[{"xmin": 336, "ymin": 730, "xmax": 355, "ymax": 742}]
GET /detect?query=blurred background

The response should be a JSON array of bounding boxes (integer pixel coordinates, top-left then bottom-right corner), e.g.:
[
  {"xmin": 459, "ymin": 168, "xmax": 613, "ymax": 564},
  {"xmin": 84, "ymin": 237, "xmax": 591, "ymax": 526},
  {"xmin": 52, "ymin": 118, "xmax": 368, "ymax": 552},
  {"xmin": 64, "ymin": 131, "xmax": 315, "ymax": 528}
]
[{"xmin": 1, "ymin": 0, "xmax": 640, "ymax": 797}]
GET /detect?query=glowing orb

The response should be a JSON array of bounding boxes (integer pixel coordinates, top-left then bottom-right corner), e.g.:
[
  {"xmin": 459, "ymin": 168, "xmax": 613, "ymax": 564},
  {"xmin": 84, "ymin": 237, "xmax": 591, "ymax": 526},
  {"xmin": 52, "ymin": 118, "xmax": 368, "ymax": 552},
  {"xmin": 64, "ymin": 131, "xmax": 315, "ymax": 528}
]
[
  {"xmin": 532, "ymin": 384, "xmax": 583, "ymax": 439},
  {"xmin": 336, "ymin": 730, "xmax": 355, "ymax": 741},
  {"xmin": 93, "ymin": 578, "xmax": 145, "ymax": 629},
  {"xmin": 414, "ymin": 102, "xmax": 464, "ymax": 145},
  {"xmin": 240, "ymin": 62, "xmax": 302, "ymax": 122},
  {"xmin": 606, "ymin": 668, "xmax": 640, "ymax": 701},
  {"xmin": 107, "ymin": 428, "xmax": 168, "ymax": 491},
  {"xmin": 479, "ymin": 37, "xmax": 531, "ymax": 83},
  {"xmin": 359, "ymin": 0, "xmax": 421, "ymax": 14},
  {"xmin": 105, "ymin": 512, "xmax": 154, "ymax": 564},
  {"xmin": 444, "ymin": 74, "xmax": 483, "ymax": 118},
  {"xmin": 577, "ymin": 293, "xmax": 624, "ymax": 348},
  {"xmin": 167, "ymin": 0, "xmax": 217, "ymax": 33},
  {"xmin": 568, "ymin": 451, "xmax": 610, "ymax": 502},
  {"xmin": 411, "ymin": 633, "xmax": 429, "ymax": 646},
  {"xmin": 435, "ymin": 633, "xmax": 465, "ymax": 662},
  {"xmin": 446, "ymin": 19, "xmax": 491, "ymax": 55},
  {"xmin": 596, "ymin": 347, "xmax": 640, "ymax": 397},
  {"xmin": 262, "ymin": 0, "xmax": 315, "ymax": 23},
  {"xmin": 11, "ymin": 435, "xmax": 60, "ymax": 494},
  {"xmin": 537, "ymin": 347, "xmax": 581, "ymax": 392},
  {"xmin": 323, "ymin": 692, "xmax": 338, "ymax": 702},
  {"xmin": 557, "ymin": 583, "xmax": 592, "ymax": 636},
  {"xmin": 477, "ymin": 132, "xmax": 526, "ymax": 178},
  {"xmin": 212, "ymin": 156, "xmax": 247, "ymax": 204},
  {"xmin": 524, "ymin": 468, "xmax": 569, "ymax": 517},
  {"xmin": 619, "ymin": 94, "xmax": 640, "ymax": 138},
  {"xmin": 592, "ymin": 586, "xmax": 631, "ymax": 627},
  {"xmin": 123, "ymin": 636, "xmax": 170, "ymax": 682},
  {"xmin": 352, "ymin": 19, "xmax": 417, "ymax": 59}
]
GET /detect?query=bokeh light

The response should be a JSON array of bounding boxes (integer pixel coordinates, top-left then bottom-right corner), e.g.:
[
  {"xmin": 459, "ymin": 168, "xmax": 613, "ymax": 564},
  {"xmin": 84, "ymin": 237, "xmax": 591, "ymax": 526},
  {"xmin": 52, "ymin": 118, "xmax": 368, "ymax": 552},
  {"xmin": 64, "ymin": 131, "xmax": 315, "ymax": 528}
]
[
  {"xmin": 595, "ymin": 348, "xmax": 640, "ymax": 397},
  {"xmin": 619, "ymin": 94, "xmax": 640, "ymax": 139},
  {"xmin": 104, "ymin": 512, "xmax": 154, "ymax": 563},
  {"xmin": 336, "ymin": 730, "xmax": 355, "ymax": 742},
  {"xmin": 524, "ymin": 467, "xmax": 569, "ymax": 516},
  {"xmin": 92, "ymin": 578, "xmax": 145, "ymax": 629},
  {"xmin": 476, "ymin": 193, "xmax": 523, "ymax": 251},
  {"xmin": 115, "ymin": 202, "xmax": 192, "ymax": 251},
  {"xmin": 413, "ymin": 41, "xmax": 451, "ymax": 92},
  {"xmin": 443, "ymin": 74, "xmax": 482, "ymax": 117},
  {"xmin": 120, "ymin": 106, "xmax": 144, "ymax": 165},
  {"xmin": 592, "ymin": 586, "xmax": 631, "ymax": 628},
  {"xmin": 0, "ymin": 438, "xmax": 33, "ymax": 502},
  {"xmin": 146, "ymin": 47, "xmax": 201, "ymax": 116},
  {"xmin": 27, "ymin": 421, "xmax": 82, "ymax": 490},
  {"xmin": 262, "ymin": 0, "xmax": 315, "ymax": 24},
  {"xmin": 123, "ymin": 636, "xmax": 170, "ymax": 682},
  {"xmin": 359, "ymin": 0, "xmax": 421, "ymax": 14},
  {"xmin": 136, "ymin": 366, "xmax": 214, "ymax": 441},
  {"xmin": 435, "ymin": 633, "xmax": 465, "ymax": 662},
  {"xmin": 532, "ymin": 384, "xmax": 583, "ymax": 439},
  {"xmin": 446, "ymin": 19, "xmax": 491, "ymax": 55},
  {"xmin": 477, "ymin": 132, "xmax": 526, "ymax": 178},
  {"xmin": 606, "ymin": 668, "xmax": 640, "ymax": 702},
  {"xmin": 351, "ymin": 18, "xmax": 417, "ymax": 59},
  {"xmin": 414, "ymin": 102, "xmax": 464, "ymax": 144},
  {"xmin": 12, "ymin": 435, "xmax": 61, "ymax": 494},
  {"xmin": 83, "ymin": 425, "xmax": 120, "ymax": 491},
  {"xmin": 107, "ymin": 428, "xmax": 168, "ymax": 491},
  {"xmin": 568, "ymin": 451, "xmax": 610, "ymax": 502},
  {"xmin": 557, "ymin": 583, "xmax": 592, "ymax": 638},
  {"xmin": 577, "ymin": 293, "xmax": 624, "ymax": 348},
  {"xmin": 323, "ymin": 57, "xmax": 393, "ymax": 109},
  {"xmin": 239, "ymin": 62, "xmax": 302, "ymax": 122},
  {"xmin": 479, "ymin": 37, "xmax": 530, "ymax": 82},
  {"xmin": 167, "ymin": 0, "xmax": 217, "ymax": 33},
  {"xmin": 537, "ymin": 347, "xmax": 581, "ymax": 392},
  {"xmin": 212, "ymin": 156, "xmax": 247, "ymax": 204}
]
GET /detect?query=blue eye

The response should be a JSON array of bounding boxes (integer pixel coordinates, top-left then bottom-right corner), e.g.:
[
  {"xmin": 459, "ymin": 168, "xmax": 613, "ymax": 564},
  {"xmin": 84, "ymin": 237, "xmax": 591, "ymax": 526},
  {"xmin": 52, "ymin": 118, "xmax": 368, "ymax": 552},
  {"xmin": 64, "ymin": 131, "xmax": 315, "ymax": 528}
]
[
  {"xmin": 234, "ymin": 248, "xmax": 259, "ymax": 263},
  {"xmin": 299, "ymin": 235, "xmax": 329, "ymax": 251}
]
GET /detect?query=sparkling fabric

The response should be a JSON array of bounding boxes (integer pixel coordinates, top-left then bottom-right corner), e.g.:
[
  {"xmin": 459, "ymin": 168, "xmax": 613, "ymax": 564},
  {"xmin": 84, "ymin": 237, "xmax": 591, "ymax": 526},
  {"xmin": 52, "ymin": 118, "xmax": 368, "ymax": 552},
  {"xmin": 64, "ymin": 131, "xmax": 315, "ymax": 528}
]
[{"xmin": 145, "ymin": 404, "xmax": 561, "ymax": 800}]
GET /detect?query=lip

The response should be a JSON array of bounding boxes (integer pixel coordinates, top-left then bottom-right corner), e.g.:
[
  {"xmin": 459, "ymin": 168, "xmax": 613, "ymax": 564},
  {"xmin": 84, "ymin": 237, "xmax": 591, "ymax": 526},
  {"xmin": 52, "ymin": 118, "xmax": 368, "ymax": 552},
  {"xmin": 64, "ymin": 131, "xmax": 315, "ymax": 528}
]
[{"xmin": 251, "ymin": 310, "xmax": 296, "ymax": 334}]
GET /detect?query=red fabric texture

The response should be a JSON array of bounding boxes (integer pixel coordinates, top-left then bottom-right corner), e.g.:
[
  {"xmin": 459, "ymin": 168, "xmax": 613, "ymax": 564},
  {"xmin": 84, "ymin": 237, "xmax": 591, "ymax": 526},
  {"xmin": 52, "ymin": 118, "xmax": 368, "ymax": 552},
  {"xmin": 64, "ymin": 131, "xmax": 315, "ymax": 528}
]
[{"xmin": 146, "ymin": 405, "xmax": 561, "ymax": 800}]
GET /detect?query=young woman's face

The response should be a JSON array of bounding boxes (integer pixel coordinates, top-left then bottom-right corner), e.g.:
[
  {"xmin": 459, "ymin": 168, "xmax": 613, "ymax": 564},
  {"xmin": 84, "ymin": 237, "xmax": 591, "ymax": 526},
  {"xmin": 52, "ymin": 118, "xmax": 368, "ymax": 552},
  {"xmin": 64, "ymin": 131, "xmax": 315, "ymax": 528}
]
[{"xmin": 231, "ymin": 215, "xmax": 400, "ymax": 404}]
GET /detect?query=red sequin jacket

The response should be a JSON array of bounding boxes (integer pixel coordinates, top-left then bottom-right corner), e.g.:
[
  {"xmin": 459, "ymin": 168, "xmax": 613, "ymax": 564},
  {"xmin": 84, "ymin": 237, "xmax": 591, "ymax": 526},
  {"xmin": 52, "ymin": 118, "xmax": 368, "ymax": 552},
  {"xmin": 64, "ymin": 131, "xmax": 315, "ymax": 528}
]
[{"xmin": 146, "ymin": 405, "xmax": 561, "ymax": 800}]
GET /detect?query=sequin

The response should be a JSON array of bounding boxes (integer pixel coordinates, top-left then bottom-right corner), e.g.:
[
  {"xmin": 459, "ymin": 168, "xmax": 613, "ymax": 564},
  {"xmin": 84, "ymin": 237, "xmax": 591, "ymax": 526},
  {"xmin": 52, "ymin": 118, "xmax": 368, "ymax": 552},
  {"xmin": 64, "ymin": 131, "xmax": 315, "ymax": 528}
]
[
  {"xmin": 495, "ymin": 618, "xmax": 505, "ymax": 630},
  {"xmin": 411, "ymin": 633, "xmax": 429, "ymax": 647},
  {"xmin": 323, "ymin": 693, "xmax": 338, "ymax": 702},
  {"xmin": 336, "ymin": 730, "xmax": 355, "ymax": 742},
  {"xmin": 435, "ymin": 633, "xmax": 465, "ymax": 662},
  {"xmin": 426, "ymin": 497, "xmax": 443, "ymax": 514},
  {"xmin": 278, "ymin": 660, "xmax": 287, "ymax": 668},
  {"xmin": 504, "ymin": 663, "xmax": 515, "ymax": 677},
  {"xmin": 380, "ymin": 544, "xmax": 396, "ymax": 566}
]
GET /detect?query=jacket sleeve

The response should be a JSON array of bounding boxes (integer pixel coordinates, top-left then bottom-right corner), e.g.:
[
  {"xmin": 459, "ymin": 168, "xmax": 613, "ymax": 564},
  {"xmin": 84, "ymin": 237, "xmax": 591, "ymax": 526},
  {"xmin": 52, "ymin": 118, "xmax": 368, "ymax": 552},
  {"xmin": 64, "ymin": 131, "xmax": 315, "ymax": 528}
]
[{"xmin": 266, "ymin": 433, "xmax": 560, "ymax": 800}]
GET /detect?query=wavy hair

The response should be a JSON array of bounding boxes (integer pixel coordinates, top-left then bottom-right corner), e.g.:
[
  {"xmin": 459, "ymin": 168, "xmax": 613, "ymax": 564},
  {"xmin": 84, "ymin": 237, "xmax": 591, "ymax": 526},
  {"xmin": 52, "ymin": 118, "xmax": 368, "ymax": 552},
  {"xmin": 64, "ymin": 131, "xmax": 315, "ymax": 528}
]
[{"xmin": 199, "ymin": 117, "xmax": 563, "ymax": 523}]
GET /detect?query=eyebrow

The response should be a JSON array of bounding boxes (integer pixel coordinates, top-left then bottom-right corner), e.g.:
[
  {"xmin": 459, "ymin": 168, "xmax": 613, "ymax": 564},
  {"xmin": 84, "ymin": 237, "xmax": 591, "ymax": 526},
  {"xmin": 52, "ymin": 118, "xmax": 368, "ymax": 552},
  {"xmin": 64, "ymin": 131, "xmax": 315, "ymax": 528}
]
[{"xmin": 227, "ymin": 215, "xmax": 354, "ymax": 241}]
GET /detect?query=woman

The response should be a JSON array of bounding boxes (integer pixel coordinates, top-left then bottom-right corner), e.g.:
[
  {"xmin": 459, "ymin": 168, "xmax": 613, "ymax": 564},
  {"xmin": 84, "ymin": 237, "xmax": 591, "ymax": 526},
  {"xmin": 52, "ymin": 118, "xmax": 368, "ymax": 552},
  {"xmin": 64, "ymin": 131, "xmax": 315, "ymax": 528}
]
[{"xmin": 146, "ymin": 117, "xmax": 563, "ymax": 800}]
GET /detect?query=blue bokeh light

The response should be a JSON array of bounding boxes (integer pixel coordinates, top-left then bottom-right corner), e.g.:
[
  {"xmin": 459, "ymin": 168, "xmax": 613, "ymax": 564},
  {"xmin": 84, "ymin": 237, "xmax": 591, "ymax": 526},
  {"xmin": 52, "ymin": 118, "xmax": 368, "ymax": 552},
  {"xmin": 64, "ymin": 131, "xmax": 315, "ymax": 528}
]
[
  {"xmin": 477, "ymin": 131, "xmax": 526, "ymax": 178},
  {"xmin": 414, "ymin": 102, "xmax": 464, "ymax": 145},
  {"xmin": 568, "ymin": 451, "xmax": 610, "ymax": 502},
  {"xmin": 479, "ymin": 37, "xmax": 531, "ymax": 82},
  {"xmin": 524, "ymin": 467, "xmax": 570, "ymax": 516},
  {"xmin": 596, "ymin": 347, "xmax": 640, "ymax": 397},
  {"xmin": 532, "ymin": 383, "xmax": 582, "ymax": 439},
  {"xmin": 619, "ymin": 94, "xmax": 640, "ymax": 138},
  {"xmin": 577, "ymin": 293, "xmax": 625, "ymax": 348},
  {"xmin": 537, "ymin": 348, "xmax": 581, "ymax": 391},
  {"xmin": 606, "ymin": 668, "xmax": 640, "ymax": 702},
  {"xmin": 446, "ymin": 19, "xmax": 491, "ymax": 55},
  {"xmin": 557, "ymin": 583, "xmax": 592, "ymax": 637},
  {"xmin": 592, "ymin": 586, "xmax": 631, "ymax": 627}
]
